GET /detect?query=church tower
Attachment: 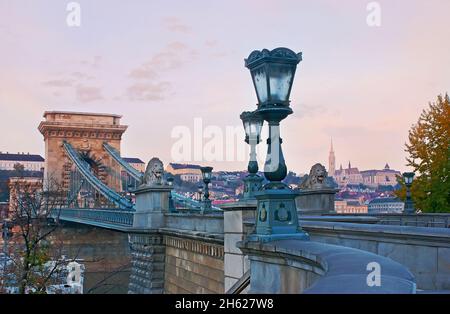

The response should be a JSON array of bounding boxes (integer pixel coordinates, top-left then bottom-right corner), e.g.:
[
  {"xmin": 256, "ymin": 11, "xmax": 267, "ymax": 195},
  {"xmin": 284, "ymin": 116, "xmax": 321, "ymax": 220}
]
[{"xmin": 328, "ymin": 138, "xmax": 336, "ymax": 177}]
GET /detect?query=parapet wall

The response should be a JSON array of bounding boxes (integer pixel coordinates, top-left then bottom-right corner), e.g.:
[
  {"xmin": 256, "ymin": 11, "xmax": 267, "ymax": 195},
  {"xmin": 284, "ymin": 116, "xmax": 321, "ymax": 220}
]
[
  {"xmin": 238, "ymin": 239, "xmax": 416, "ymax": 294},
  {"xmin": 164, "ymin": 234, "xmax": 224, "ymax": 293},
  {"xmin": 299, "ymin": 220, "xmax": 450, "ymax": 290}
]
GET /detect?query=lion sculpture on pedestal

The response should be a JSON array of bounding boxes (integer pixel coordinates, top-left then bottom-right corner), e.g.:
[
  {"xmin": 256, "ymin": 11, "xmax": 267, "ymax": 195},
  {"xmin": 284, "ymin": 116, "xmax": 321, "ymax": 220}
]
[
  {"xmin": 299, "ymin": 163, "xmax": 329, "ymax": 190},
  {"xmin": 141, "ymin": 157, "xmax": 164, "ymax": 186}
]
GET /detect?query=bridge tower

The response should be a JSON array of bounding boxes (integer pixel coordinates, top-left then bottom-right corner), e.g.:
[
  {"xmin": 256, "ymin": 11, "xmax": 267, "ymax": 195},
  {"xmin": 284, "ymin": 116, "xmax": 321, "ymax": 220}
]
[{"xmin": 38, "ymin": 111, "xmax": 128, "ymax": 193}]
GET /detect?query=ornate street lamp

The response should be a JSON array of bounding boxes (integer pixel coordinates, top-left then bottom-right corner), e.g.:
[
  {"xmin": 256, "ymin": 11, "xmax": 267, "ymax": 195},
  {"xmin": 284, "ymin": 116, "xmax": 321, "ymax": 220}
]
[
  {"xmin": 240, "ymin": 110, "xmax": 264, "ymax": 199},
  {"xmin": 200, "ymin": 166, "xmax": 213, "ymax": 213},
  {"xmin": 245, "ymin": 47, "xmax": 302, "ymax": 184},
  {"xmin": 403, "ymin": 172, "xmax": 415, "ymax": 214},
  {"xmin": 244, "ymin": 47, "xmax": 309, "ymax": 242}
]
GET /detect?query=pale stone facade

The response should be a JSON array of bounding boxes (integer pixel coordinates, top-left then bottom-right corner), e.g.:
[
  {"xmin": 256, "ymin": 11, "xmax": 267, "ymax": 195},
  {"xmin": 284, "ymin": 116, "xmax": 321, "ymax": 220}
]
[
  {"xmin": 361, "ymin": 164, "xmax": 401, "ymax": 187},
  {"xmin": 0, "ymin": 152, "xmax": 44, "ymax": 171},
  {"xmin": 166, "ymin": 163, "xmax": 204, "ymax": 183},
  {"xmin": 334, "ymin": 200, "xmax": 368, "ymax": 214}
]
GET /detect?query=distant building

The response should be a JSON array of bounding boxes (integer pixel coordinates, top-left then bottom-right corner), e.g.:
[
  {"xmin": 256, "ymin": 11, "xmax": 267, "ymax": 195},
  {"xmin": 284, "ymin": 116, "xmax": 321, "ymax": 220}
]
[
  {"xmin": 360, "ymin": 164, "xmax": 401, "ymax": 187},
  {"xmin": 334, "ymin": 162, "xmax": 364, "ymax": 186},
  {"xmin": 328, "ymin": 143, "xmax": 401, "ymax": 188},
  {"xmin": 368, "ymin": 197, "xmax": 404, "ymax": 213},
  {"xmin": 166, "ymin": 163, "xmax": 203, "ymax": 182},
  {"xmin": 335, "ymin": 199, "xmax": 368, "ymax": 214},
  {"xmin": 0, "ymin": 152, "xmax": 45, "ymax": 171},
  {"xmin": 180, "ymin": 173, "xmax": 202, "ymax": 183},
  {"xmin": 8, "ymin": 177, "xmax": 43, "ymax": 212},
  {"xmin": 123, "ymin": 157, "xmax": 145, "ymax": 172}
]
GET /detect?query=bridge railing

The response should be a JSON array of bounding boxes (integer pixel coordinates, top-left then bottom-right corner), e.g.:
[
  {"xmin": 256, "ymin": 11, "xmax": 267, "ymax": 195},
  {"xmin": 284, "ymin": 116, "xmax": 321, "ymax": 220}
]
[
  {"xmin": 171, "ymin": 191, "xmax": 222, "ymax": 212},
  {"xmin": 55, "ymin": 208, "xmax": 134, "ymax": 227}
]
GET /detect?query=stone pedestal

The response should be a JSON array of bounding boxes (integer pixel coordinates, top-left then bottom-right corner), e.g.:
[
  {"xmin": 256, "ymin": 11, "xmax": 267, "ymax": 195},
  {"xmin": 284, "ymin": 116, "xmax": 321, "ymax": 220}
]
[
  {"xmin": 295, "ymin": 188, "xmax": 338, "ymax": 216},
  {"xmin": 133, "ymin": 185, "xmax": 172, "ymax": 229},
  {"xmin": 128, "ymin": 233, "xmax": 165, "ymax": 294},
  {"xmin": 128, "ymin": 184, "xmax": 171, "ymax": 294},
  {"xmin": 221, "ymin": 200, "xmax": 257, "ymax": 292}
]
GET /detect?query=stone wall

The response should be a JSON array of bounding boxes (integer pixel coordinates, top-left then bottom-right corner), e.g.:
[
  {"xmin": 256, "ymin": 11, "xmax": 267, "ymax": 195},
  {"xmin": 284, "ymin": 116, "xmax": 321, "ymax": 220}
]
[
  {"xmin": 164, "ymin": 235, "xmax": 224, "ymax": 294},
  {"xmin": 52, "ymin": 222, "xmax": 131, "ymax": 294}
]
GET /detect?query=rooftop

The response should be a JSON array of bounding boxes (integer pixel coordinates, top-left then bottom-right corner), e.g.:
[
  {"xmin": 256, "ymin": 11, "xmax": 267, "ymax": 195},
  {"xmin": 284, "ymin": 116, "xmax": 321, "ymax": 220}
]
[
  {"xmin": 169, "ymin": 163, "xmax": 202, "ymax": 170},
  {"xmin": 0, "ymin": 153, "xmax": 44, "ymax": 162},
  {"xmin": 369, "ymin": 197, "xmax": 403, "ymax": 204},
  {"xmin": 123, "ymin": 157, "xmax": 144, "ymax": 164},
  {"xmin": 43, "ymin": 111, "xmax": 122, "ymax": 118}
]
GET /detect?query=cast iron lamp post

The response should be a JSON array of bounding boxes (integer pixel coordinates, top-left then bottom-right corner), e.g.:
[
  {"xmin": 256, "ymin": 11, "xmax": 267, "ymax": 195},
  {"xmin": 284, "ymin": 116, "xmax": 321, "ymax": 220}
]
[
  {"xmin": 166, "ymin": 177, "xmax": 176, "ymax": 213},
  {"xmin": 200, "ymin": 166, "xmax": 213, "ymax": 213},
  {"xmin": 240, "ymin": 110, "xmax": 264, "ymax": 200},
  {"xmin": 197, "ymin": 185, "xmax": 203, "ymax": 202},
  {"xmin": 244, "ymin": 47, "xmax": 309, "ymax": 242},
  {"xmin": 403, "ymin": 172, "xmax": 415, "ymax": 214}
]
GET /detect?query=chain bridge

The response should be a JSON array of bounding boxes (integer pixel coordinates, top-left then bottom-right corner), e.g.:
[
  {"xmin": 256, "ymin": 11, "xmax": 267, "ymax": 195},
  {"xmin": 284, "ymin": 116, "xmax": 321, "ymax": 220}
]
[{"xmin": 34, "ymin": 111, "xmax": 449, "ymax": 294}]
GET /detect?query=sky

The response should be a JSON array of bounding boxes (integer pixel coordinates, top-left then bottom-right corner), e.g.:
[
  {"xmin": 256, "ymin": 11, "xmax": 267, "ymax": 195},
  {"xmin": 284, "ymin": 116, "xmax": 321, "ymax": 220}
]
[{"xmin": 0, "ymin": 0, "xmax": 449, "ymax": 175}]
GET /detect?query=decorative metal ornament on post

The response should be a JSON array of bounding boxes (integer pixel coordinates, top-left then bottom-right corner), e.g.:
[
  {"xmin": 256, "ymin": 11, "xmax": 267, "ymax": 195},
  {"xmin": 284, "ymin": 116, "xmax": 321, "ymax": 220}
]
[
  {"xmin": 197, "ymin": 185, "xmax": 203, "ymax": 202},
  {"xmin": 244, "ymin": 47, "xmax": 309, "ymax": 242},
  {"xmin": 403, "ymin": 172, "xmax": 415, "ymax": 214},
  {"xmin": 240, "ymin": 110, "xmax": 264, "ymax": 200},
  {"xmin": 200, "ymin": 166, "xmax": 213, "ymax": 213}
]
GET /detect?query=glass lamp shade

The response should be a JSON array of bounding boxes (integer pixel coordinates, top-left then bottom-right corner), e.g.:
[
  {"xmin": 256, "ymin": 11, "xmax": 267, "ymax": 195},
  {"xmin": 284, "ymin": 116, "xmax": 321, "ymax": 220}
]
[
  {"xmin": 197, "ymin": 185, "xmax": 203, "ymax": 193},
  {"xmin": 167, "ymin": 177, "xmax": 174, "ymax": 186},
  {"xmin": 403, "ymin": 172, "xmax": 415, "ymax": 185},
  {"xmin": 240, "ymin": 111, "xmax": 264, "ymax": 143},
  {"xmin": 200, "ymin": 166, "xmax": 213, "ymax": 182},
  {"xmin": 245, "ymin": 47, "xmax": 302, "ymax": 107}
]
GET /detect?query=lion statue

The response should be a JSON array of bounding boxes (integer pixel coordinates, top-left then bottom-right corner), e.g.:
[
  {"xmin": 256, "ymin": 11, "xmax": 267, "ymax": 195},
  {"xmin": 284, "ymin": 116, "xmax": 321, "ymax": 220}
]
[
  {"xmin": 299, "ymin": 163, "xmax": 329, "ymax": 189},
  {"xmin": 141, "ymin": 157, "xmax": 164, "ymax": 186}
]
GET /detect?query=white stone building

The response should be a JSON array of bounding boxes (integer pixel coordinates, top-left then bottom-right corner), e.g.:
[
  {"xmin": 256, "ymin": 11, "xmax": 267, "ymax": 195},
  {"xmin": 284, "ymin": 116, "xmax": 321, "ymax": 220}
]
[{"xmin": 0, "ymin": 152, "xmax": 45, "ymax": 171}]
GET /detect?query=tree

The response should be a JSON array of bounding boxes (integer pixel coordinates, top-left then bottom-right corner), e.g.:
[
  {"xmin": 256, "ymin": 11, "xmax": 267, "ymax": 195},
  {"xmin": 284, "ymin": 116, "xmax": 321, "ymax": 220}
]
[
  {"xmin": 399, "ymin": 93, "xmax": 450, "ymax": 212},
  {"xmin": 1, "ymin": 175, "xmax": 72, "ymax": 293}
]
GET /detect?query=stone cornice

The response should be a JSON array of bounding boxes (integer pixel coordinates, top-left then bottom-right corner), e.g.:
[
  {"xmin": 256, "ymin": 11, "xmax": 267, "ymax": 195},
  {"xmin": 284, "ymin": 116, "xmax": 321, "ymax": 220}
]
[
  {"xmin": 38, "ymin": 121, "xmax": 127, "ymax": 137},
  {"xmin": 38, "ymin": 124, "xmax": 127, "ymax": 140},
  {"xmin": 164, "ymin": 234, "xmax": 224, "ymax": 259}
]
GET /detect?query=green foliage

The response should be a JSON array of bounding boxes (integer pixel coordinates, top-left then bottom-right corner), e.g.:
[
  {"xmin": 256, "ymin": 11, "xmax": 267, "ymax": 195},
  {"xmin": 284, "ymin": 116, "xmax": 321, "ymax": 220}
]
[{"xmin": 400, "ymin": 93, "xmax": 450, "ymax": 212}]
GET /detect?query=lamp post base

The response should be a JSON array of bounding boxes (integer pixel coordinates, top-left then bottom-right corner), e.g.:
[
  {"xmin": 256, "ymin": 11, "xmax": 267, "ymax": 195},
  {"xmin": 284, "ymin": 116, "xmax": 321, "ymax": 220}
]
[
  {"xmin": 243, "ymin": 174, "xmax": 264, "ymax": 200},
  {"xmin": 250, "ymin": 184, "xmax": 310, "ymax": 243}
]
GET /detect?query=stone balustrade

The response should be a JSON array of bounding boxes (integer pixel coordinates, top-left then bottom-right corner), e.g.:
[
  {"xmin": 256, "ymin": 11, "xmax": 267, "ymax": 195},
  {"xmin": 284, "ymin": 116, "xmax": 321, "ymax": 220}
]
[{"xmin": 238, "ymin": 239, "xmax": 416, "ymax": 293}]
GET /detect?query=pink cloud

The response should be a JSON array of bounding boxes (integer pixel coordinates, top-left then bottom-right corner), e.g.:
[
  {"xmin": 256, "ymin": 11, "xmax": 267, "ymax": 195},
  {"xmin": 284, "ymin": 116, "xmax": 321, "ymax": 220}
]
[
  {"xmin": 126, "ymin": 82, "xmax": 171, "ymax": 101},
  {"xmin": 76, "ymin": 85, "xmax": 103, "ymax": 103}
]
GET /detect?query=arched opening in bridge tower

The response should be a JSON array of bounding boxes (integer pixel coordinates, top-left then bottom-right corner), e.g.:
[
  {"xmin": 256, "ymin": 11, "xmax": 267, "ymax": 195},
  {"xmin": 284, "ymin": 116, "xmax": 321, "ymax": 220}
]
[{"xmin": 74, "ymin": 151, "xmax": 109, "ymax": 208}]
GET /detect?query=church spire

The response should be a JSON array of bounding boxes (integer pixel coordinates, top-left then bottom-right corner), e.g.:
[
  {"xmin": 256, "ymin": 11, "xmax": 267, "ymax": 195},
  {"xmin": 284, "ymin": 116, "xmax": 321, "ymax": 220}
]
[{"xmin": 328, "ymin": 137, "xmax": 336, "ymax": 177}]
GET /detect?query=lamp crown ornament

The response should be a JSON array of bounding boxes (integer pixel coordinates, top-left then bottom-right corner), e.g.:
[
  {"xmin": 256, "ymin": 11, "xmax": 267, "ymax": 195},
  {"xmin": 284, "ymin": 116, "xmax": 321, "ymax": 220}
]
[
  {"xmin": 245, "ymin": 47, "xmax": 302, "ymax": 108},
  {"xmin": 245, "ymin": 48, "xmax": 302, "ymax": 67}
]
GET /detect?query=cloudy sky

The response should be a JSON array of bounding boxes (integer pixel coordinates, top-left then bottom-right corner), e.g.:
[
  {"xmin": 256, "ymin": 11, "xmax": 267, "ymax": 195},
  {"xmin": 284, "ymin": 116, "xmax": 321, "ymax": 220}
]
[{"xmin": 0, "ymin": 0, "xmax": 449, "ymax": 175}]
